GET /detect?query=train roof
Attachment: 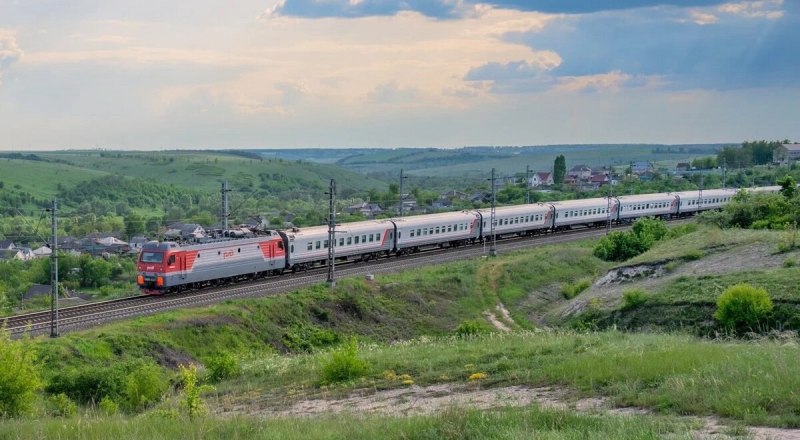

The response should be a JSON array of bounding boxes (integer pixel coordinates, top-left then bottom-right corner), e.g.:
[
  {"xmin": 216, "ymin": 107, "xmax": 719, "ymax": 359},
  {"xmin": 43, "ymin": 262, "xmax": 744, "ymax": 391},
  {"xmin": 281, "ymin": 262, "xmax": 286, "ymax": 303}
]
[
  {"xmin": 283, "ymin": 220, "xmax": 392, "ymax": 240},
  {"xmin": 477, "ymin": 204, "xmax": 552, "ymax": 215},
  {"xmin": 616, "ymin": 193, "xmax": 678, "ymax": 203},
  {"xmin": 391, "ymin": 210, "xmax": 478, "ymax": 227},
  {"xmin": 672, "ymin": 188, "xmax": 738, "ymax": 198},
  {"xmin": 549, "ymin": 197, "xmax": 611, "ymax": 208}
]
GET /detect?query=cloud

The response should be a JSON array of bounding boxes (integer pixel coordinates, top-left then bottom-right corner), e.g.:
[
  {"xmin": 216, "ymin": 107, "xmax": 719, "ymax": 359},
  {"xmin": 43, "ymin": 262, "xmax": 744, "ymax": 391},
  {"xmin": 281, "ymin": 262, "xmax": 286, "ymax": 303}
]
[
  {"xmin": 0, "ymin": 29, "xmax": 23, "ymax": 85},
  {"xmin": 263, "ymin": 0, "xmax": 733, "ymax": 19},
  {"xmin": 686, "ymin": 9, "xmax": 719, "ymax": 24},
  {"xmin": 368, "ymin": 81, "xmax": 420, "ymax": 104},
  {"xmin": 718, "ymin": 0, "xmax": 784, "ymax": 19},
  {"xmin": 508, "ymin": 4, "xmax": 800, "ymax": 91}
]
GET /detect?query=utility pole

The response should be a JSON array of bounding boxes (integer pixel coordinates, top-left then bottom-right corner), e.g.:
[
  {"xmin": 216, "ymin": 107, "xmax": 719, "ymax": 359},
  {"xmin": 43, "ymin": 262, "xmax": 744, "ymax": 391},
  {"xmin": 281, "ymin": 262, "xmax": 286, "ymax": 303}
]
[
  {"xmin": 606, "ymin": 166, "xmax": 613, "ymax": 235},
  {"xmin": 489, "ymin": 168, "xmax": 498, "ymax": 257},
  {"xmin": 326, "ymin": 179, "xmax": 336, "ymax": 287},
  {"xmin": 699, "ymin": 172, "xmax": 704, "ymax": 209},
  {"xmin": 221, "ymin": 180, "xmax": 231, "ymax": 230},
  {"xmin": 48, "ymin": 199, "xmax": 59, "ymax": 338},
  {"xmin": 525, "ymin": 165, "xmax": 531, "ymax": 204},
  {"xmin": 399, "ymin": 169, "xmax": 408, "ymax": 217}
]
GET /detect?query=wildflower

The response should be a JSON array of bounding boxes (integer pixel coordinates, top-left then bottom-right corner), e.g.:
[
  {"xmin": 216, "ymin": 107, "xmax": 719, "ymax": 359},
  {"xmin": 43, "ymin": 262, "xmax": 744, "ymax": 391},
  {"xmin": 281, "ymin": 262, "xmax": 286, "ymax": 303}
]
[{"xmin": 468, "ymin": 372, "xmax": 488, "ymax": 381}]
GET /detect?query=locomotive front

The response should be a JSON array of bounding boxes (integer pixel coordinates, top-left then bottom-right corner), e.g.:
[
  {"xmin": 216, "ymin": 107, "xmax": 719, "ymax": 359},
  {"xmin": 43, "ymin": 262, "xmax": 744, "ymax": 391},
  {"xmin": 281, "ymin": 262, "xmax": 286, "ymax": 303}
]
[{"xmin": 136, "ymin": 241, "xmax": 176, "ymax": 294}]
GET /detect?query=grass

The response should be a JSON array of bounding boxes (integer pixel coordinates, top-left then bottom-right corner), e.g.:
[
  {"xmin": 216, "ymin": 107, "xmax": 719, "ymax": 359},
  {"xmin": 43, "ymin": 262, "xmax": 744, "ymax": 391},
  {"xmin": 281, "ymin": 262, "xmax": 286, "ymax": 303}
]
[
  {"xmin": 231, "ymin": 331, "xmax": 800, "ymax": 428},
  {"xmin": 0, "ymin": 405, "xmax": 696, "ymax": 440},
  {"xmin": 562, "ymin": 277, "xmax": 593, "ymax": 299},
  {"xmin": 627, "ymin": 226, "xmax": 769, "ymax": 265}
]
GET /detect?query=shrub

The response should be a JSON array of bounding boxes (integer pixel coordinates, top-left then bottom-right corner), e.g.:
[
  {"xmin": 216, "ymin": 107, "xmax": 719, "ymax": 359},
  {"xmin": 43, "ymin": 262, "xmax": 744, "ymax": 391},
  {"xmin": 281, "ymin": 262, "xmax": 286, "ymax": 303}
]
[
  {"xmin": 179, "ymin": 364, "xmax": 214, "ymax": 419},
  {"xmin": 621, "ymin": 289, "xmax": 648, "ymax": 310},
  {"xmin": 46, "ymin": 393, "xmax": 77, "ymax": 417},
  {"xmin": 682, "ymin": 250, "xmax": 703, "ymax": 261},
  {"xmin": 205, "ymin": 352, "xmax": 241, "ymax": 383},
  {"xmin": 281, "ymin": 324, "xmax": 339, "ymax": 353},
  {"xmin": 784, "ymin": 257, "xmax": 798, "ymax": 268},
  {"xmin": 319, "ymin": 338, "xmax": 369, "ymax": 385},
  {"xmin": 714, "ymin": 284, "xmax": 773, "ymax": 334},
  {"xmin": 123, "ymin": 362, "xmax": 169, "ymax": 411},
  {"xmin": 455, "ymin": 320, "xmax": 486, "ymax": 338},
  {"xmin": 98, "ymin": 396, "xmax": 119, "ymax": 416},
  {"xmin": 593, "ymin": 231, "xmax": 645, "ymax": 261},
  {"xmin": 632, "ymin": 217, "xmax": 668, "ymax": 248},
  {"xmin": 562, "ymin": 278, "xmax": 592, "ymax": 299},
  {"xmin": 0, "ymin": 328, "xmax": 42, "ymax": 417},
  {"xmin": 46, "ymin": 361, "xmax": 132, "ymax": 405}
]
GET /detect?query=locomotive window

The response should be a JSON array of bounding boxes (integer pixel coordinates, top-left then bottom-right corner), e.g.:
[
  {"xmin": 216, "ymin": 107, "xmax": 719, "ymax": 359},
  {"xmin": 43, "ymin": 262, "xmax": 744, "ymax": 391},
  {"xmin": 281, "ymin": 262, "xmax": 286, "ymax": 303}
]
[
  {"xmin": 278, "ymin": 242, "xmax": 284, "ymax": 249},
  {"xmin": 167, "ymin": 255, "xmax": 176, "ymax": 266},
  {"xmin": 307, "ymin": 243, "xmax": 313, "ymax": 251},
  {"xmin": 141, "ymin": 252, "xmax": 163, "ymax": 263}
]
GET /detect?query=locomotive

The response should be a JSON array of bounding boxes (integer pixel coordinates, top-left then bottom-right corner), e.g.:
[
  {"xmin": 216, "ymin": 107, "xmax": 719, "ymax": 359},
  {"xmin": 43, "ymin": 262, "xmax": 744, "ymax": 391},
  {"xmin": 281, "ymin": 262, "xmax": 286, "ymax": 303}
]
[{"xmin": 137, "ymin": 186, "xmax": 779, "ymax": 295}]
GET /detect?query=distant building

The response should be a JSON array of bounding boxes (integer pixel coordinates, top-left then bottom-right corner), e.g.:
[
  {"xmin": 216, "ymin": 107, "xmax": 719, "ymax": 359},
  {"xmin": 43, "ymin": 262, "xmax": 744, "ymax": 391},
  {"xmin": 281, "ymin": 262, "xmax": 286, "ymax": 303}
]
[
  {"xmin": 568, "ymin": 165, "xmax": 592, "ymax": 180},
  {"xmin": 32, "ymin": 246, "xmax": 52, "ymax": 258},
  {"xmin": 773, "ymin": 144, "xmax": 800, "ymax": 164},
  {"xmin": 0, "ymin": 240, "xmax": 16, "ymax": 250},
  {"xmin": 676, "ymin": 162, "xmax": 691, "ymax": 172},
  {"xmin": 345, "ymin": 202, "xmax": 384, "ymax": 219},
  {"xmin": 529, "ymin": 172, "xmax": 554, "ymax": 187},
  {"xmin": 165, "ymin": 224, "xmax": 206, "ymax": 240},
  {"xmin": 631, "ymin": 161, "xmax": 655, "ymax": 175}
]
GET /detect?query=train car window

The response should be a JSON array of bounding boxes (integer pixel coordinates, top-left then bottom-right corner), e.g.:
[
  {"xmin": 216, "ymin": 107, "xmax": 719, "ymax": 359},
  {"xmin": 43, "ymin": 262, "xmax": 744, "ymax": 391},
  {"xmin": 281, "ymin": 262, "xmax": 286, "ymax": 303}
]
[
  {"xmin": 238, "ymin": 248, "xmax": 241, "ymax": 253},
  {"xmin": 362, "ymin": 235, "xmax": 367, "ymax": 243},
  {"xmin": 447, "ymin": 226, "xmax": 451, "ymax": 232},
  {"xmin": 347, "ymin": 237, "xmax": 352, "ymax": 245},
  {"xmin": 339, "ymin": 238, "xmax": 344, "ymax": 246},
  {"xmin": 290, "ymin": 244, "xmax": 294, "ymax": 252},
  {"xmin": 417, "ymin": 229, "xmax": 421, "ymax": 236},
  {"xmin": 324, "ymin": 240, "xmax": 329, "ymax": 248},
  {"xmin": 355, "ymin": 236, "xmax": 360, "ymax": 244},
  {"xmin": 197, "ymin": 254, "xmax": 200, "ymax": 258},
  {"xmin": 371, "ymin": 233, "xmax": 376, "ymax": 241},
  {"xmin": 307, "ymin": 243, "xmax": 313, "ymax": 251},
  {"xmin": 315, "ymin": 241, "xmax": 321, "ymax": 250},
  {"xmin": 435, "ymin": 227, "xmax": 440, "ymax": 234}
]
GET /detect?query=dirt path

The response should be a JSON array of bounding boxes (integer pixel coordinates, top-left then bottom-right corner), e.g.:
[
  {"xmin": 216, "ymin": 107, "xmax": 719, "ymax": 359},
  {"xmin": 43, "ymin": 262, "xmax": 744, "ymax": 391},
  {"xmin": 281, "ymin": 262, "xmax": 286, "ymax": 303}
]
[
  {"xmin": 215, "ymin": 383, "xmax": 800, "ymax": 439},
  {"xmin": 483, "ymin": 303, "xmax": 515, "ymax": 332}
]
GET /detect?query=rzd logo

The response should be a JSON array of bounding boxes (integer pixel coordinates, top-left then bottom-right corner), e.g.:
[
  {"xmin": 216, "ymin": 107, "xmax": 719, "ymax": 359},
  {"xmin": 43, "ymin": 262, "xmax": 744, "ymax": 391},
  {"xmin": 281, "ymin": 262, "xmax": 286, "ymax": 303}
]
[{"xmin": 222, "ymin": 250, "xmax": 234, "ymax": 259}]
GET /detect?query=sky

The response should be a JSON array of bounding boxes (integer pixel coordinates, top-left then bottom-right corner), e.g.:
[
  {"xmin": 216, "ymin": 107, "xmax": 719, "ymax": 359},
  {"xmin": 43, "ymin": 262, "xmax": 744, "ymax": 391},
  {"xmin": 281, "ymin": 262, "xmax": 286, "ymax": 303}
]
[{"xmin": 0, "ymin": 0, "xmax": 798, "ymax": 150}]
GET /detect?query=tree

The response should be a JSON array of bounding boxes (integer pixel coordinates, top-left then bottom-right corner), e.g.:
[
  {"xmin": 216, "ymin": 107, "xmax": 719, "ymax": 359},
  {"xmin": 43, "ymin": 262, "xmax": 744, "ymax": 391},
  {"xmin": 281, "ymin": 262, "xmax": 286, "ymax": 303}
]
[
  {"xmin": 0, "ymin": 327, "xmax": 42, "ymax": 417},
  {"xmin": 778, "ymin": 175, "xmax": 797, "ymax": 199},
  {"xmin": 553, "ymin": 155, "xmax": 566, "ymax": 184},
  {"xmin": 125, "ymin": 212, "xmax": 145, "ymax": 239}
]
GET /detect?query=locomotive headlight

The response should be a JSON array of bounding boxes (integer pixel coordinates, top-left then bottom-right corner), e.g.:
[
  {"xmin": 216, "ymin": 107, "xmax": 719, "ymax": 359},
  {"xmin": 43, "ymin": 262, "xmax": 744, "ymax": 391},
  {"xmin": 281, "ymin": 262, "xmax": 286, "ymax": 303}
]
[
  {"xmin": 156, "ymin": 276, "xmax": 164, "ymax": 287},
  {"xmin": 137, "ymin": 275, "xmax": 144, "ymax": 285}
]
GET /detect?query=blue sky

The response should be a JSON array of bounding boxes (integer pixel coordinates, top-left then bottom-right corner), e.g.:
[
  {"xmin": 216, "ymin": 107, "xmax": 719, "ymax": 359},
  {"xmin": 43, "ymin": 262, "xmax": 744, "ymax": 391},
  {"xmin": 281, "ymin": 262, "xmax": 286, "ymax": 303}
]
[{"xmin": 0, "ymin": 0, "xmax": 797, "ymax": 149}]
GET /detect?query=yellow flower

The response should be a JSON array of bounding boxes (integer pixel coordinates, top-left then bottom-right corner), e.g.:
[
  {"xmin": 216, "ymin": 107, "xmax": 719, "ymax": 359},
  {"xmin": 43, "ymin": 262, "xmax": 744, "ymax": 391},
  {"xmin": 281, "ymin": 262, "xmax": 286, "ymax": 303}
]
[
  {"xmin": 383, "ymin": 370, "xmax": 397, "ymax": 380},
  {"xmin": 402, "ymin": 379, "xmax": 415, "ymax": 386},
  {"xmin": 397, "ymin": 374, "xmax": 413, "ymax": 382},
  {"xmin": 468, "ymin": 372, "xmax": 488, "ymax": 381}
]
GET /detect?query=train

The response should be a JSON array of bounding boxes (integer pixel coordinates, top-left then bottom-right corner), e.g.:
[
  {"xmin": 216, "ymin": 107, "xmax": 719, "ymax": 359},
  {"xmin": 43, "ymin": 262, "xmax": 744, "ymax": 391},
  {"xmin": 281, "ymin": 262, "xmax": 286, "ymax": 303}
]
[{"xmin": 136, "ymin": 186, "xmax": 780, "ymax": 294}]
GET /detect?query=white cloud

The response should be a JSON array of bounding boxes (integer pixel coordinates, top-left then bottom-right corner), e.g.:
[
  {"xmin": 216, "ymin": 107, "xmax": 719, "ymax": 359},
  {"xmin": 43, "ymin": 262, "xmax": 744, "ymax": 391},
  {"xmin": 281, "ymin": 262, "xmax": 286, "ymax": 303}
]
[
  {"xmin": 718, "ymin": 0, "xmax": 784, "ymax": 19},
  {"xmin": 688, "ymin": 10, "xmax": 719, "ymax": 25},
  {"xmin": 553, "ymin": 71, "xmax": 662, "ymax": 93},
  {"xmin": 0, "ymin": 29, "xmax": 23, "ymax": 85}
]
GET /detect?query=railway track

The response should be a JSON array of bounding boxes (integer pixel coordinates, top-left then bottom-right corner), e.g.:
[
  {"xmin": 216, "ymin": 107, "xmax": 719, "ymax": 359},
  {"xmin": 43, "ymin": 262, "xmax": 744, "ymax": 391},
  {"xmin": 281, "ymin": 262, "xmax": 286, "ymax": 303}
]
[{"xmin": 4, "ymin": 218, "xmax": 693, "ymax": 337}]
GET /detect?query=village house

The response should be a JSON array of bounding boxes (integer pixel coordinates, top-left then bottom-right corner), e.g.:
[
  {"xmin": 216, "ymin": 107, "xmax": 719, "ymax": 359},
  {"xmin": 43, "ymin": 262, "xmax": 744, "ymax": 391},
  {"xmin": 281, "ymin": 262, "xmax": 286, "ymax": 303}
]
[
  {"xmin": 773, "ymin": 143, "xmax": 800, "ymax": 164},
  {"xmin": 528, "ymin": 172, "xmax": 554, "ymax": 187}
]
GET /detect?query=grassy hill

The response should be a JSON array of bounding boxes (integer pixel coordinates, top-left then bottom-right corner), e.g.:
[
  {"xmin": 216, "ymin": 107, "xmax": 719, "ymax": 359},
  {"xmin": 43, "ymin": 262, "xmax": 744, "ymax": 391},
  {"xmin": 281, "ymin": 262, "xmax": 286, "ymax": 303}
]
[{"xmin": 4, "ymin": 225, "xmax": 800, "ymax": 437}]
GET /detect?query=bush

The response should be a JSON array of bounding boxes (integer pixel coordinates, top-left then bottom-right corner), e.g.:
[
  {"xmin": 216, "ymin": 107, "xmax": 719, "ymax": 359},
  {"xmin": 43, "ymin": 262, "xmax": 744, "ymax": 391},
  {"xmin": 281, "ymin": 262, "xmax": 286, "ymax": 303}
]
[
  {"xmin": 281, "ymin": 324, "xmax": 340, "ymax": 353},
  {"xmin": 205, "ymin": 352, "xmax": 241, "ymax": 383},
  {"xmin": 179, "ymin": 364, "xmax": 214, "ymax": 419},
  {"xmin": 98, "ymin": 396, "xmax": 119, "ymax": 416},
  {"xmin": 593, "ymin": 231, "xmax": 645, "ymax": 261},
  {"xmin": 562, "ymin": 278, "xmax": 592, "ymax": 299},
  {"xmin": 714, "ymin": 284, "xmax": 773, "ymax": 334},
  {"xmin": 123, "ymin": 363, "xmax": 169, "ymax": 411},
  {"xmin": 46, "ymin": 393, "xmax": 77, "ymax": 417},
  {"xmin": 621, "ymin": 289, "xmax": 648, "ymax": 310},
  {"xmin": 784, "ymin": 257, "xmax": 798, "ymax": 268},
  {"xmin": 455, "ymin": 320, "xmax": 486, "ymax": 338},
  {"xmin": 0, "ymin": 328, "xmax": 42, "ymax": 417},
  {"xmin": 319, "ymin": 338, "xmax": 369, "ymax": 385},
  {"xmin": 46, "ymin": 361, "xmax": 132, "ymax": 405}
]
